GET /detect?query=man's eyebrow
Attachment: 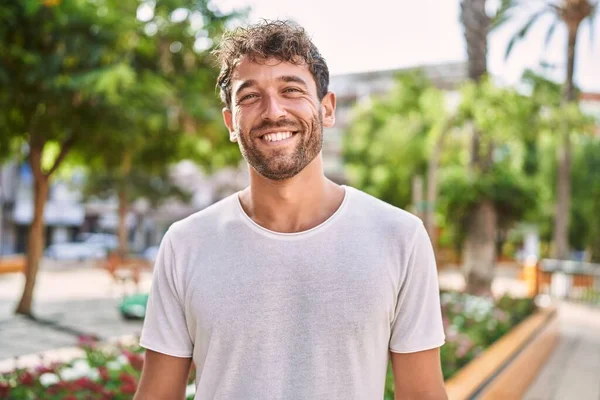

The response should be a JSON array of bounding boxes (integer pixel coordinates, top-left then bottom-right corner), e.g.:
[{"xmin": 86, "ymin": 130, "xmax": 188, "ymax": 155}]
[
  {"xmin": 234, "ymin": 79, "xmax": 258, "ymax": 98},
  {"xmin": 278, "ymin": 75, "xmax": 308, "ymax": 87}
]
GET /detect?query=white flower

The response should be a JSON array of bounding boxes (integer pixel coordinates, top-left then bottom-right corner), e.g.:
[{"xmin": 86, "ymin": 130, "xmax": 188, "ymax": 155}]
[
  {"xmin": 106, "ymin": 361, "xmax": 121, "ymax": 370},
  {"xmin": 60, "ymin": 367, "xmax": 87, "ymax": 381},
  {"xmin": 39, "ymin": 373, "xmax": 60, "ymax": 387},
  {"xmin": 72, "ymin": 359, "xmax": 91, "ymax": 373},
  {"xmin": 88, "ymin": 368, "xmax": 100, "ymax": 380},
  {"xmin": 185, "ymin": 383, "xmax": 196, "ymax": 398},
  {"xmin": 116, "ymin": 355, "xmax": 129, "ymax": 366}
]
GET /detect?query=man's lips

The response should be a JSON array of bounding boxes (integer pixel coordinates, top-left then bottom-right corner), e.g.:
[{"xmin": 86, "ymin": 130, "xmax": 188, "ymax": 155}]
[{"xmin": 255, "ymin": 129, "xmax": 299, "ymax": 138}]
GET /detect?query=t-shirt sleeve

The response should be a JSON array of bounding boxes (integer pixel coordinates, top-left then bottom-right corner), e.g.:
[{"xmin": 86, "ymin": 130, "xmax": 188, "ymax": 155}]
[
  {"xmin": 389, "ymin": 222, "xmax": 445, "ymax": 353},
  {"xmin": 139, "ymin": 230, "xmax": 193, "ymax": 358}
]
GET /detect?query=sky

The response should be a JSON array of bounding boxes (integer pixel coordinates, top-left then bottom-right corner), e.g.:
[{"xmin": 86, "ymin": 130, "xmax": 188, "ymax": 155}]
[{"xmin": 217, "ymin": 0, "xmax": 600, "ymax": 92}]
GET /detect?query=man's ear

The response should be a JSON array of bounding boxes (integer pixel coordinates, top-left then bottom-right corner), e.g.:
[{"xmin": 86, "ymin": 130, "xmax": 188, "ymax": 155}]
[
  {"xmin": 222, "ymin": 108, "xmax": 237, "ymax": 142},
  {"xmin": 321, "ymin": 92, "xmax": 336, "ymax": 128}
]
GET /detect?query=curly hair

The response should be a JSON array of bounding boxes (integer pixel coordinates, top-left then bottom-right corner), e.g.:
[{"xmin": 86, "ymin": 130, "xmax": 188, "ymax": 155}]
[{"xmin": 212, "ymin": 20, "xmax": 329, "ymax": 109}]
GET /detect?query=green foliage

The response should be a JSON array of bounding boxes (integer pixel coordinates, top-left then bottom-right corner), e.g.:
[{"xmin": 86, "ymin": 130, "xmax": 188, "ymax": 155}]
[
  {"xmin": 343, "ymin": 70, "xmax": 448, "ymax": 208},
  {"xmin": 0, "ymin": 0, "xmax": 244, "ymax": 173},
  {"xmin": 570, "ymin": 137, "xmax": 600, "ymax": 258},
  {"xmin": 384, "ymin": 292, "xmax": 537, "ymax": 397},
  {"xmin": 439, "ymin": 164, "xmax": 539, "ymax": 248},
  {"xmin": 81, "ymin": 169, "xmax": 192, "ymax": 209}
]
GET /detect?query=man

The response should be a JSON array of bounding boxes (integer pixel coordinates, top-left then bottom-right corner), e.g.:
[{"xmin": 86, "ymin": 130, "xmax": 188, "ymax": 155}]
[{"xmin": 134, "ymin": 20, "xmax": 447, "ymax": 400}]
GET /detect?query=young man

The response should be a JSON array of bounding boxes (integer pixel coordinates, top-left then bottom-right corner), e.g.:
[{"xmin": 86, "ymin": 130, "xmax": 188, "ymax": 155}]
[{"xmin": 135, "ymin": 20, "xmax": 447, "ymax": 400}]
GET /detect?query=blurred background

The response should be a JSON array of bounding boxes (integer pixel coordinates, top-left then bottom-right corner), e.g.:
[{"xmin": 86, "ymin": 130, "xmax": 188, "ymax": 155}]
[{"xmin": 0, "ymin": 0, "xmax": 599, "ymax": 399}]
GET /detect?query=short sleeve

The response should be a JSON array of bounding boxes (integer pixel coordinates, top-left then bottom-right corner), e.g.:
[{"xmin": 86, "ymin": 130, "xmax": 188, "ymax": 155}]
[
  {"xmin": 139, "ymin": 230, "xmax": 193, "ymax": 358},
  {"xmin": 389, "ymin": 222, "xmax": 445, "ymax": 353}
]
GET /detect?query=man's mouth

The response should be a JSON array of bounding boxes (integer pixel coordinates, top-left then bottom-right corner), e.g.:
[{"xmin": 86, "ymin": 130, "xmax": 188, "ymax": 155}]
[{"xmin": 259, "ymin": 131, "xmax": 297, "ymax": 143}]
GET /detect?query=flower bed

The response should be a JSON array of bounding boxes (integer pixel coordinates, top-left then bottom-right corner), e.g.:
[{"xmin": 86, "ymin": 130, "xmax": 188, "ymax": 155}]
[
  {"xmin": 384, "ymin": 292, "xmax": 536, "ymax": 398},
  {"xmin": 0, "ymin": 337, "xmax": 196, "ymax": 400},
  {"xmin": 1, "ymin": 292, "xmax": 534, "ymax": 399}
]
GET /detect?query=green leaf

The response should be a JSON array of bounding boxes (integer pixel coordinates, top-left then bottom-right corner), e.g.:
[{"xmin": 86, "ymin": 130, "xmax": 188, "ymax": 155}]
[{"xmin": 505, "ymin": 9, "xmax": 549, "ymax": 60}]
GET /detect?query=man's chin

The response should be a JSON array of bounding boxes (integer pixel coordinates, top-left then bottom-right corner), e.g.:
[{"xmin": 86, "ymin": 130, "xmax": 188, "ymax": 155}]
[{"xmin": 254, "ymin": 163, "xmax": 303, "ymax": 181}]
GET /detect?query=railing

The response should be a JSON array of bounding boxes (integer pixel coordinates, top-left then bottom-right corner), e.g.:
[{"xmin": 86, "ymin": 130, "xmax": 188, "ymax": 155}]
[{"xmin": 536, "ymin": 259, "xmax": 600, "ymax": 305}]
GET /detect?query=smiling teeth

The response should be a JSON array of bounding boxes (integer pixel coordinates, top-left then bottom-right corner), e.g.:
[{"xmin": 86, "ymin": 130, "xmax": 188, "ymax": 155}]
[{"xmin": 263, "ymin": 132, "xmax": 293, "ymax": 142}]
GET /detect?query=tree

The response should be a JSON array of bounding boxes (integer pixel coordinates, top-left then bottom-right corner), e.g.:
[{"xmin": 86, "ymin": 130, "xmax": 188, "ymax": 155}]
[
  {"xmin": 460, "ymin": 0, "xmax": 500, "ymax": 294},
  {"xmin": 0, "ymin": 0, "xmax": 242, "ymax": 316},
  {"xmin": 494, "ymin": 0, "xmax": 598, "ymax": 259},
  {"xmin": 81, "ymin": 167, "xmax": 192, "ymax": 256},
  {"xmin": 0, "ymin": 0, "xmax": 136, "ymax": 316},
  {"xmin": 567, "ymin": 136, "xmax": 600, "ymax": 261},
  {"xmin": 438, "ymin": 80, "xmax": 542, "ymax": 265},
  {"xmin": 343, "ymin": 71, "xmax": 450, "ymax": 214}
]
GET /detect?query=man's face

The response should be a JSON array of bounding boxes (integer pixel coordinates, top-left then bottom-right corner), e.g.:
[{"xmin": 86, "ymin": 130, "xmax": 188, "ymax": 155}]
[{"xmin": 223, "ymin": 57, "xmax": 335, "ymax": 181}]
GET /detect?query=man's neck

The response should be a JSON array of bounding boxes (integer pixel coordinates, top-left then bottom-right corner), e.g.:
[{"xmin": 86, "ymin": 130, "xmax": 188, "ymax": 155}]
[{"xmin": 239, "ymin": 155, "xmax": 345, "ymax": 233}]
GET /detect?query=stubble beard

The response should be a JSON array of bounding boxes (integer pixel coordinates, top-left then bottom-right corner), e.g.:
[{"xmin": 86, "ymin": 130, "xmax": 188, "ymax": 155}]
[{"xmin": 236, "ymin": 112, "xmax": 323, "ymax": 181}]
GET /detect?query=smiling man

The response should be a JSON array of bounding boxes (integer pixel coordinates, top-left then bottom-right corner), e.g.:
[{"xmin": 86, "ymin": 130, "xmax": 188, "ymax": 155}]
[{"xmin": 134, "ymin": 20, "xmax": 447, "ymax": 400}]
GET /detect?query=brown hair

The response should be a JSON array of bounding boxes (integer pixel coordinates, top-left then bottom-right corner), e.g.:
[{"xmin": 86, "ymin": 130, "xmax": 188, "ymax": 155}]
[{"xmin": 212, "ymin": 20, "xmax": 329, "ymax": 109}]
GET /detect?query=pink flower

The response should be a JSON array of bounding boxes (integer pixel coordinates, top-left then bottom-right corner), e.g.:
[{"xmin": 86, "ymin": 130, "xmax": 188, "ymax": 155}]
[
  {"xmin": 123, "ymin": 350, "xmax": 144, "ymax": 371},
  {"xmin": 78, "ymin": 334, "xmax": 99, "ymax": 348},
  {"xmin": 120, "ymin": 381, "xmax": 137, "ymax": 394},
  {"xmin": 98, "ymin": 366, "xmax": 110, "ymax": 381},
  {"xmin": 18, "ymin": 371, "xmax": 35, "ymax": 386},
  {"xmin": 0, "ymin": 383, "xmax": 10, "ymax": 398}
]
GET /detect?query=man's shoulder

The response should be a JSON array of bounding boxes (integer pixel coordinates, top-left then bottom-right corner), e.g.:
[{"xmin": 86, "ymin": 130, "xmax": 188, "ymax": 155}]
[
  {"xmin": 347, "ymin": 186, "xmax": 422, "ymax": 229},
  {"xmin": 167, "ymin": 192, "xmax": 238, "ymax": 239}
]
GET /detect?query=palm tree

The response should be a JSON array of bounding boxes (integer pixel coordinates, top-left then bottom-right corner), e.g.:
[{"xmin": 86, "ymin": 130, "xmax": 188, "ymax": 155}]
[
  {"xmin": 460, "ymin": 0, "xmax": 498, "ymax": 294},
  {"xmin": 495, "ymin": 0, "xmax": 598, "ymax": 259}
]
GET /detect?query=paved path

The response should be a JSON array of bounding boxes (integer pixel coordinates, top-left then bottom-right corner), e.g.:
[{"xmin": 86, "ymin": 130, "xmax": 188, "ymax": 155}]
[
  {"xmin": 524, "ymin": 301, "xmax": 600, "ymax": 400},
  {"xmin": 0, "ymin": 261, "xmax": 152, "ymax": 370}
]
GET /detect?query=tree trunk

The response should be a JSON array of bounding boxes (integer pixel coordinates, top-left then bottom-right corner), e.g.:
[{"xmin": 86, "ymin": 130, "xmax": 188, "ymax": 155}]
[
  {"xmin": 462, "ymin": 199, "xmax": 497, "ymax": 295},
  {"xmin": 552, "ymin": 25, "xmax": 579, "ymax": 260},
  {"xmin": 117, "ymin": 151, "xmax": 132, "ymax": 258},
  {"xmin": 460, "ymin": 0, "xmax": 496, "ymax": 294},
  {"xmin": 460, "ymin": 0, "xmax": 489, "ymax": 82},
  {"xmin": 15, "ymin": 155, "xmax": 49, "ymax": 316},
  {"xmin": 552, "ymin": 131, "xmax": 572, "ymax": 259},
  {"xmin": 118, "ymin": 184, "xmax": 128, "ymax": 258},
  {"xmin": 590, "ymin": 223, "xmax": 600, "ymax": 263}
]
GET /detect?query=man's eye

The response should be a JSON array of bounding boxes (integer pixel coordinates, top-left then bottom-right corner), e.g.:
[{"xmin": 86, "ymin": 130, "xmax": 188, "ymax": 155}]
[
  {"xmin": 239, "ymin": 94, "xmax": 258, "ymax": 102},
  {"xmin": 284, "ymin": 87, "xmax": 302, "ymax": 94}
]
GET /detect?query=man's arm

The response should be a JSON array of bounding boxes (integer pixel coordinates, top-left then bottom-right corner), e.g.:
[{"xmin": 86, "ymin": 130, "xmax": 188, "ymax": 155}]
[
  {"xmin": 134, "ymin": 349, "xmax": 193, "ymax": 400},
  {"xmin": 390, "ymin": 347, "xmax": 448, "ymax": 400}
]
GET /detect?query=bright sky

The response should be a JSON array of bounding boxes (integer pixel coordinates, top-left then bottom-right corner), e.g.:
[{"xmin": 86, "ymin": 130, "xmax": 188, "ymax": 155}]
[{"xmin": 218, "ymin": 0, "xmax": 600, "ymax": 92}]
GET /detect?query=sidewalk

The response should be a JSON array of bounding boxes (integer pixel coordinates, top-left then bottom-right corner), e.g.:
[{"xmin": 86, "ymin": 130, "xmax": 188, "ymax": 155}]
[
  {"xmin": 0, "ymin": 262, "xmax": 152, "ymax": 370},
  {"xmin": 524, "ymin": 301, "xmax": 600, "ymax": 400}
]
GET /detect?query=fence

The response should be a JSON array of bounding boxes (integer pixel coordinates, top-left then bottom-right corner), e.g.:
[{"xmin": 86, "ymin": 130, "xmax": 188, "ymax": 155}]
[{"xmin": 536, "ymin": 259, "xmax": 600, "ymax": 305}]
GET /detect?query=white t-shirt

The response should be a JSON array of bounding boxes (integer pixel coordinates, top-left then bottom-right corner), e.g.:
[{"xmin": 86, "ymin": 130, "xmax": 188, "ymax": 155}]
[{"xmin": 140, "ymin": 185, "xmax": 445, "ymax": 399}]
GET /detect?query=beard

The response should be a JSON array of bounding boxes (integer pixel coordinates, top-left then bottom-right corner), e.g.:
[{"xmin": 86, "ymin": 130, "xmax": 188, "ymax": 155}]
[{"xmin": 236, "ymin": 112, "xmax": 323, "ymax": 181}]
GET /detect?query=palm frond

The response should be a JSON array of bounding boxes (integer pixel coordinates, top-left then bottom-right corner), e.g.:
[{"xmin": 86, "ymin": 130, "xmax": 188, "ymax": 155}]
[
  {"xmin": 543, "ymin": 19, "xmax": 559, "ymax": 50},
  {"xmin": 492, "ymin": 0, "xmax": 525, "ymax": 30},
  {"xmin": 505, "ymin": 9, "xmax": 549, "ymax": 60}
]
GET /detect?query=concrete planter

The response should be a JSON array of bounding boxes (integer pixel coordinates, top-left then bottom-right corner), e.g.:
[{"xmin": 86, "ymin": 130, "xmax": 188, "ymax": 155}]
[
  {"xmin": 0, "ymin": 255, "xmax": 25, "ymax": 274},
  {"xmin": 445, "ymin": 306, "xmax": 558, "ymax": 400}
]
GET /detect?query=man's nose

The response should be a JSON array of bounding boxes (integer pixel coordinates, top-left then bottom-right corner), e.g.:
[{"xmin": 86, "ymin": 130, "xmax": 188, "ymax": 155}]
[{"xmin": 261, "ymin": 94, "xmax": 287, "ymax": 121}]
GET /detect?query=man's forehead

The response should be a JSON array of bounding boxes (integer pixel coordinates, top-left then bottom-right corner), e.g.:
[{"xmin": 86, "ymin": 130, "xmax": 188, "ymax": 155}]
[{"xmin": 231, "ymin": 56, "xmax": 314, "ymax": 87}]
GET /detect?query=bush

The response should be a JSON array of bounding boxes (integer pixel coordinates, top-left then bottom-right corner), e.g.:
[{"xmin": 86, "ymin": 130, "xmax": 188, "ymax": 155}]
[
  {"xmin": 385, "ymin": 292, "xmax": 536, "ymax": 398},
  {"xmin": 0, "ymin": 336, "xmax": 195, "ymax": 400}
]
